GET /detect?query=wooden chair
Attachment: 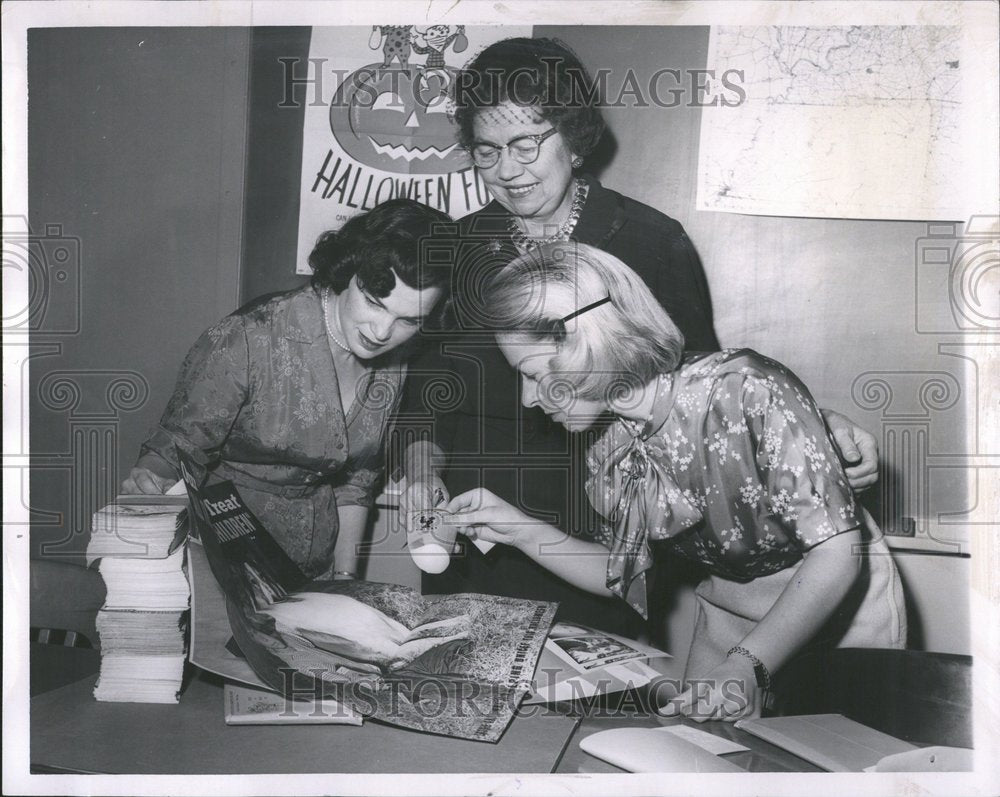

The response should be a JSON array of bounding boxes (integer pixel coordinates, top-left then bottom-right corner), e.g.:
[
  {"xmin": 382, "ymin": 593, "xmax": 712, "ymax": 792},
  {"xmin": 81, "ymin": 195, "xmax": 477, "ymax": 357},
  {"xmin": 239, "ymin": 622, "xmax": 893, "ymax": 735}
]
[
  {"xmin": 30, "ymin": 559, "xmax": 105, "ymax": 650},
  {"xmin": 770, "ymin": 647, "xmax": 973, "ymax": 748}
]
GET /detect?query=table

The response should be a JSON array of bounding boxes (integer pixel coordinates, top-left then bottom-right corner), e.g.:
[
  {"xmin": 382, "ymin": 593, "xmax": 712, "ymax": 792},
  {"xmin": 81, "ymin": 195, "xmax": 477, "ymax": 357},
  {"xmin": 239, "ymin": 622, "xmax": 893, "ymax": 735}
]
[
  {"xmin": 29, "ymin": 644, "xmax": 820, "ymax": 775},
  {"xmin": 30, "ymin": 656, "xmax": 579, "ymax": 774}
]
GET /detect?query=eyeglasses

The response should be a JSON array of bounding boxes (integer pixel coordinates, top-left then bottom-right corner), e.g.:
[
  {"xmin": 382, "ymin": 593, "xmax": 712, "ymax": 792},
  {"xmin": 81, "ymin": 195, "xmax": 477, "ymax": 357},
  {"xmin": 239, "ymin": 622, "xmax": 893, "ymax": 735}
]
[{"xmin": 468, "ymin": 128, "xmax": 558, "ymax": 169}]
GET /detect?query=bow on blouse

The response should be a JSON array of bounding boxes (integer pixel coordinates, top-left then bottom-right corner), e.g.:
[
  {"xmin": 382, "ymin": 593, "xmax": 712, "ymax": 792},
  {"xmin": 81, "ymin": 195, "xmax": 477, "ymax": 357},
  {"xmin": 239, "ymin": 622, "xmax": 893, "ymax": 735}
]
[{"xmin": 586, "ymin": 426, "xmax": 703, "ymax": 619}]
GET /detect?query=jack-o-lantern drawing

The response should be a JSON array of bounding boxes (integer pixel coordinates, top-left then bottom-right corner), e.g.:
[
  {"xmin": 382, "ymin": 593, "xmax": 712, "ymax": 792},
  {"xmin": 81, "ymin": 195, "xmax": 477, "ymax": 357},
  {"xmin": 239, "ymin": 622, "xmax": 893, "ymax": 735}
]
[{"xmin": 330, "ymin": 65, "xmax": 469, "ymax": 174}]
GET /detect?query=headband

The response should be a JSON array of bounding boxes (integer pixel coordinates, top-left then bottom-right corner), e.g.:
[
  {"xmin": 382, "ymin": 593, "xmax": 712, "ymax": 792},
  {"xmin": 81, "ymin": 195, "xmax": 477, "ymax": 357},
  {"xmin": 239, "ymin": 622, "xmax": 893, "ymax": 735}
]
[{"xmin": 560, "ymin": 295, "xmax": 611, "ymax": 322}]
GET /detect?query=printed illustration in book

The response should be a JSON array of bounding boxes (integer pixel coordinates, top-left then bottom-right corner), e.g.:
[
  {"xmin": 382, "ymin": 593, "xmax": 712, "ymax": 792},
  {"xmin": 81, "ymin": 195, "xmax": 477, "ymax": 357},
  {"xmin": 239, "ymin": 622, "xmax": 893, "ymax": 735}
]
[
  {"xmin": 526, "ymin": 622, "xmax": 672, "ymax": 705},
  {"xmin": 176, "ymin": 449, "xmax": 557, "ymax": 742}
]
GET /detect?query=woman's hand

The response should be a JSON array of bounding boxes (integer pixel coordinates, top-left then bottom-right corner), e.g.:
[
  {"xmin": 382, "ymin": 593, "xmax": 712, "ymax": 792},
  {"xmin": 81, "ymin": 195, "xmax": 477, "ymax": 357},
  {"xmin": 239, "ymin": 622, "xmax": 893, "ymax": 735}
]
[
  {"xmin": 444, "ymin": 488, "xmax": 537, "ymax": 551},
  {"xmin": 447, "ymin": 489, "xmax": 614, "ymax": 596},
  {"xmin": 658, "ymin": 655, "xmax": 763, "ymax": 723},
  {"xmin": 822, "ymin": 409, "xmax": 879, "ymax": 491},
  {"xmin": 121, "ymin": 467, "xmax": 176, "ymax": 495}
]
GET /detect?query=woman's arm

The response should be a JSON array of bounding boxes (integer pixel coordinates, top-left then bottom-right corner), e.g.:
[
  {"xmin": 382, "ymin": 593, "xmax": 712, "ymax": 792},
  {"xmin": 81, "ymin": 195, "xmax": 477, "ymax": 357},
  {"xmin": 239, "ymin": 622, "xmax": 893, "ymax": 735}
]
[
  {"xmin": 666, "ymin": 360, "xmax": 868, "ymax": 721},
  {"xmin": 445, "ymin": 488, "xmax": 614, "ymax": 596},
  {"xmin": 123, "ymin": 314, "xmax": 250, "ymax": 494},
  {"xmin": 738, "ymin": 527, "xmax": 861, "ymax": 674},
  {"xmin": 394, "ymin": 341, "xmax": 471, "ymax": 517},
  {"xmin": 333, "ymin": 504, "xmax": 369, "ymax": 579},
  {"xmin": 663, "ymin": 529, "xmax": 862, "ymax": 722},
  {"xmin": 333, "ymin": 366, "xmax": 411, "ymax": 571}
]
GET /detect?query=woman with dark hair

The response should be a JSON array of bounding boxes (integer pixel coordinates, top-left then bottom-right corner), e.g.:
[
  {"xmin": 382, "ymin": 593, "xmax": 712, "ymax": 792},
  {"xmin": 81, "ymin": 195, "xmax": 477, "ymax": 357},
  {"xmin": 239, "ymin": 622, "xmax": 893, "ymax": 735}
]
[
  {"xmin": 445, "ymin": 242, "xmax": 905, "ymax": 720},
  {"xmin": 123, "ymin": 199, "xmax": 451, "ymax": 580},
  {"xmin": 400, "ymin": 37, "xmax": 879, "ymax": 635}
]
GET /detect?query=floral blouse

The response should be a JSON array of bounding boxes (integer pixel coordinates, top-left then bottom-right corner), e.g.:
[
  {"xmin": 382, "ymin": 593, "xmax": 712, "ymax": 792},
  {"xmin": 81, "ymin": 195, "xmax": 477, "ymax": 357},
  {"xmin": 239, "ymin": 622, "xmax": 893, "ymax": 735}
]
[
  {"xmin": 140, "ymin": 286, "xmax": 404, "ymax": 576},
  {"xmin": 585, "ymin": 349, "xmax": 859, "ymax": 618}
]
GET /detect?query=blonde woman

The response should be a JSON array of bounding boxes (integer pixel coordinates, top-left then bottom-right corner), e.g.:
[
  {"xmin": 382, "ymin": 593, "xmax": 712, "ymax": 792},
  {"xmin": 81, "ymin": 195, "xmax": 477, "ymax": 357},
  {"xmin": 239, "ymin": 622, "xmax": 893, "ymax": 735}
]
[{"xmin": 446, "ymin": 241, "xmax": 905, "ymax": 721}]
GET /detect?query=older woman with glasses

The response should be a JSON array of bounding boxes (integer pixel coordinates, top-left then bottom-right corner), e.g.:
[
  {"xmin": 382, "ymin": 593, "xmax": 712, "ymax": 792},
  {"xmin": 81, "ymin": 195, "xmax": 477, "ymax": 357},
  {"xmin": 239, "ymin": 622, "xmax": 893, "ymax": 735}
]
[
  {"xmin": 399, "ymin": 37, "xmax": 879, "ymax": 636},
  {"xmin": 444, "ymin": 241, "xmax": 905, "ymax": 721}
]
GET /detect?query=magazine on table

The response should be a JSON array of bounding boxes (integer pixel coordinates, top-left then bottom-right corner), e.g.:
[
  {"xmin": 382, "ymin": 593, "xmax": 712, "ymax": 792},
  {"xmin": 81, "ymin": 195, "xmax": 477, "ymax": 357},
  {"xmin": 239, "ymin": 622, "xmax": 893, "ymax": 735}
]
[
  {"xmin": 524, "ymin": 622, "xmax": 672, "ymax": 705},
  {"xmin": 176, "ymin": 448, "xmax": 557, "ymax": 742}
]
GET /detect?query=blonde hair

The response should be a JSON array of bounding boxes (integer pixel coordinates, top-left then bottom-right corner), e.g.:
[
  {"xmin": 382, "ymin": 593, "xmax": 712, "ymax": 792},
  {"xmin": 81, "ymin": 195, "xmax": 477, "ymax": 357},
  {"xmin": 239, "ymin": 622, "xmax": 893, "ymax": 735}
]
[{"xmin": 486, "ymin": 242, "xmax": 684, "ymax": 402}]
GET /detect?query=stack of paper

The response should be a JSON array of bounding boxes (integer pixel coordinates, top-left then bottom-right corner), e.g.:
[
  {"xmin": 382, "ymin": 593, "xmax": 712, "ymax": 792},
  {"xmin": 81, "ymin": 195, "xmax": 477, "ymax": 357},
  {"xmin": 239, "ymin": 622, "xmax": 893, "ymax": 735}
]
[
  {"xmin": 87, "ymin": 496, "xmax": 189, "ymax": 704},
  {"xmin": 98, "ymin": 549, "xmax": 190, "ymax": 608},
  {"xmin": 87, "ymin": 500, "xmax": 187, "ymax": 561},
  {"xmin": 91, "ymin": 654, "xmax": 187, "ymax": 704},
  {"xmin": 96, "ymin": 608, "xmax": 187, "ymax": 655}
]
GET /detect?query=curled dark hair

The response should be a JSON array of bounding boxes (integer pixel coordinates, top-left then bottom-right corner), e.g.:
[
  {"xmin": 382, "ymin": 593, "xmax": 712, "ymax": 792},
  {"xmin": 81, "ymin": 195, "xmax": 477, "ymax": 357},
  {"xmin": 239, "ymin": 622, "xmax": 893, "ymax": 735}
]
[
  {"xmin": 309, "ymin": 199, "xmax": 454, "ymax": 325},
  {"xmin": 452, "ymin": 37, "xmax": 606, "ymax": 160}
]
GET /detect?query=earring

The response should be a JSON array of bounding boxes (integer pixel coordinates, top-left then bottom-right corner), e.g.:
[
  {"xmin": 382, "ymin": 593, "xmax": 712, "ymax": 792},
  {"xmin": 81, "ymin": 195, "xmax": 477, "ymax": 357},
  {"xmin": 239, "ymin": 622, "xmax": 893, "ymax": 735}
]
[{"xmin": 571, "ymin": 156, "xmax": 584, "ymax": 168}]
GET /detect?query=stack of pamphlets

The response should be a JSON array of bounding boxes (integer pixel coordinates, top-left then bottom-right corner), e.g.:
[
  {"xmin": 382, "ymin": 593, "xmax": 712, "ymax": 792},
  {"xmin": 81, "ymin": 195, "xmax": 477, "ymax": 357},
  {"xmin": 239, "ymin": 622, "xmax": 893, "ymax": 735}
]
[{"xmin": 86, "ymin": 494, "xmax": 189, "ymax": 703}]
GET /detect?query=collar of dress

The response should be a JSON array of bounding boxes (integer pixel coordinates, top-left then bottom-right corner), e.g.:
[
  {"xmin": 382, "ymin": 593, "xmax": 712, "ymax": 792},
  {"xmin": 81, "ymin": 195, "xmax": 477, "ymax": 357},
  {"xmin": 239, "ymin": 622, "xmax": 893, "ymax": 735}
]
[{"xmin": 585, "ymin": 370, "xmax": 702, "ymax": 619}]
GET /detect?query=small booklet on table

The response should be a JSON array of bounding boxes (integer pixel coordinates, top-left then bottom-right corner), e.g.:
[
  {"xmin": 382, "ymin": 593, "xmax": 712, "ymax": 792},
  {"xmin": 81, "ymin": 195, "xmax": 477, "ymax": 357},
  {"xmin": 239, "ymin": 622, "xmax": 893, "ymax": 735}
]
[{"xmin": 223, "ymin": 683, "xmax": 363, "ymax": 726}]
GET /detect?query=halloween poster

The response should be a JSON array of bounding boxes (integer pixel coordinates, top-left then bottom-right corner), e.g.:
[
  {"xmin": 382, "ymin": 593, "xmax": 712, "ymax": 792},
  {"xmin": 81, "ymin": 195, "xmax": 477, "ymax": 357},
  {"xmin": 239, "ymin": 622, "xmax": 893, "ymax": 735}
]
[{"xmin": 295, "ymin": 25, "xmax": 532, "ymax": 274}]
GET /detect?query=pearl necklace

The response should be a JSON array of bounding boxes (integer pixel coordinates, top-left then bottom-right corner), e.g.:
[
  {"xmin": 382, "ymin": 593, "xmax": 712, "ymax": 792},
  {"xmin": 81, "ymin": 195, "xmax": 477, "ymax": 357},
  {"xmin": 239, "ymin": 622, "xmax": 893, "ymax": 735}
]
[
  {"xmin": 320, "ymin": 288, "xmax": 353, "ymax": 355},
  {"xmin": 507, "ymin": 178, "xmax": 589, "ymax": 252}
]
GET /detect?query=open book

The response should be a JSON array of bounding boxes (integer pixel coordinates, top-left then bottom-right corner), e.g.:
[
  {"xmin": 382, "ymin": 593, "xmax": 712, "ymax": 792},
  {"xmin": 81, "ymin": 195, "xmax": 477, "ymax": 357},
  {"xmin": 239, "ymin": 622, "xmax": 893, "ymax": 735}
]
[{"xmin": 178, "ymin": 449, "xmax": 557, "ymax": 742}]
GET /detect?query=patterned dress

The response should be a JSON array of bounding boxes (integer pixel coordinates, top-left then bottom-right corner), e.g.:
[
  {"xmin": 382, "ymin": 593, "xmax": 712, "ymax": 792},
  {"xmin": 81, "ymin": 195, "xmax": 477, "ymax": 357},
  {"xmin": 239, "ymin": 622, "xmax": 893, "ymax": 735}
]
[
  {"xmin": 140, "ymin": 286, "xmax": 404, "ymax": 578},
  {"xmin": 585, "ymin": 348, "xmax": 905, "ymax": 665}
]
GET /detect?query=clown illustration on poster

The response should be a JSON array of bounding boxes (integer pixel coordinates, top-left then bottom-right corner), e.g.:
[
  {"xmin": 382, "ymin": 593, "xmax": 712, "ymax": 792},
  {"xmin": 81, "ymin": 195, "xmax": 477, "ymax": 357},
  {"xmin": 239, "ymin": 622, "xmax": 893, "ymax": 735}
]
[{"xmin": 294, "ymin": 25, "xmax": 531, "ymax": 273}]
